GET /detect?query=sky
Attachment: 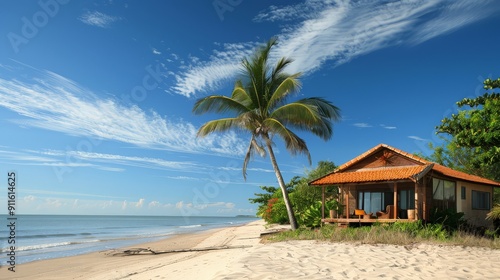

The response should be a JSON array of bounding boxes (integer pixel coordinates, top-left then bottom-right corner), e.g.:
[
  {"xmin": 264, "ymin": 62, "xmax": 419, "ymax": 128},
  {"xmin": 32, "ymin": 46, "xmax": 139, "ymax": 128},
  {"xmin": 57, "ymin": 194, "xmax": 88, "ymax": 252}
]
[{"xmin": 0, "ymin": 0, "xmax": 499, "ymax": 216}]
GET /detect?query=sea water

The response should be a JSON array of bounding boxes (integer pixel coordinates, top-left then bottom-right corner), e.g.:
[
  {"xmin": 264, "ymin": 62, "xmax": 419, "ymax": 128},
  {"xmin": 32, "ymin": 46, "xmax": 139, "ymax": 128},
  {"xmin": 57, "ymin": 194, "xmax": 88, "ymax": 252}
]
[{"xmin": 0, "ymin": 215, "xmax": 258, "ymax": 265}]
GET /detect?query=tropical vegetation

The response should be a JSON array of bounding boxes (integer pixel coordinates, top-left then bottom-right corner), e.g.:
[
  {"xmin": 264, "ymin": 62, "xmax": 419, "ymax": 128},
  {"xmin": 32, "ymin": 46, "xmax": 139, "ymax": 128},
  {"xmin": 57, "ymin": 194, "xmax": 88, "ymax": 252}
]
[
  {"xmin": 432, "ymin": 76, "xmax": 500, "ymax": 231},
  {"xmin": 264, "ymin": 221, "xmax": 500, "ymax": 249},
  {"xmin": 435, "ymin": 78, "xmax": 500, "ymax": 179},
  {"xmin": 250, "ymin": 160, "xmax": 340, "ymax": 228}
]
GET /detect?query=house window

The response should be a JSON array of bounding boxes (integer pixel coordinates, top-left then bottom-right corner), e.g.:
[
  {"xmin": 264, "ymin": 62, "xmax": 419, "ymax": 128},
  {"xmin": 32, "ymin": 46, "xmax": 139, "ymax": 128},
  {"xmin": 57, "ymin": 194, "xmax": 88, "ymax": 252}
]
[
  {"xmin": 461, "ymin": 186, "xmax": 466, "ymax": 200},
  {"xmin": 432, "ymin": 178, "xmax": 456, "ymax": 210},
  {"xmin": 472, "ymin": 191, "xmax": 491, "ymax": 210},
  {"xmin": 358, "ymin": 191, "xmax": 393, "ymax": 214}
]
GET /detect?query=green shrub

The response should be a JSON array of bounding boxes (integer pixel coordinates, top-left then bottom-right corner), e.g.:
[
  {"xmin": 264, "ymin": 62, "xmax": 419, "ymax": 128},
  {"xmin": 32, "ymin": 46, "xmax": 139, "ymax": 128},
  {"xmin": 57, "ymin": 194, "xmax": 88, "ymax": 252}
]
[
  {"xmin": 418, "ymin": 223, "xmax": 448, "ymax": 240},
  {"xmin": 262, "ymin": 197, "xmax": 289, "ymax": 224},
  {"xmin": 388, "ymin": 220, "xmax": 423, "ymax": 235},
  {"xmin": 297, "ymin": 201, "xmax": 322, "ymax": 228},
  {"xmin": 429, "ymin": 207, "xmax": 465, "ymax": 232}
]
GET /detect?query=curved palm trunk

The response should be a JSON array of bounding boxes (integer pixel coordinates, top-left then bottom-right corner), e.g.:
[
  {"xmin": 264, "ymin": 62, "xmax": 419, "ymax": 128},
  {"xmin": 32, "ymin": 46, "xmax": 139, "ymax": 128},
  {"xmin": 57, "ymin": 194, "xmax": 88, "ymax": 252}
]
[{"xmin": 264, "ymin": 135, "xmax": 298, "ymax": 230}]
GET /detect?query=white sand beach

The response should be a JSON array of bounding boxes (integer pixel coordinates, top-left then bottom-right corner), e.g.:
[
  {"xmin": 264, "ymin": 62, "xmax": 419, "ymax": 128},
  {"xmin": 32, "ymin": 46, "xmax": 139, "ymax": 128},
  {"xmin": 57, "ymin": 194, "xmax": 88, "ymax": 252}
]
[{"xmin": 6, "ymin": 220, "xmax": 500, "ymax": 280}]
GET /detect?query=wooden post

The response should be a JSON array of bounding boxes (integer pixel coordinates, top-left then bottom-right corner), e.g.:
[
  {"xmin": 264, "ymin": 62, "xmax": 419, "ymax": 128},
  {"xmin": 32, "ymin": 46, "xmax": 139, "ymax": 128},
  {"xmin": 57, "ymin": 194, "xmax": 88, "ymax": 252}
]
[
  {"xmin": 423, "ymin": 179, "xmax": 427, "ymax": 221},
  {"xmin": 321, "ymin": 185, "xmax": 325, "ymax": 219},
  {"xmin": 393, "ymin": 182, "xmax": 398, "ymax": 219},
  {"xmin": 414, "ymin": 182, "xmax": 418, "ymax": 220},
  {"xmin": 346, "ymin": 185, "xmax": 350, "ymax": 219},
  {"xmin": 339, "ymin": 185, "xmax": 344, "ymax": 218}
]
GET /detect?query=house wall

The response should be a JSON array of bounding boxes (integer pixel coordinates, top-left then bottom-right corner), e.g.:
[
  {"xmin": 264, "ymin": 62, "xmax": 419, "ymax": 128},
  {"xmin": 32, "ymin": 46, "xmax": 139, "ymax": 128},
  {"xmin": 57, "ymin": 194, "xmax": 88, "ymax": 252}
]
[
  {"xmin": 423, "ymin": 177, "xmax": 433, "ymax": 221},
  {"xmin": 340, "ymin": 177, "xmax": 495, "ymax": 227},
  {"xmin": 456, "ymin": 181, "xmax": 494, "ymax": 228},
  {"xmin": 424, "ymin": 175, "xmax": 494, "ymax": 228}
]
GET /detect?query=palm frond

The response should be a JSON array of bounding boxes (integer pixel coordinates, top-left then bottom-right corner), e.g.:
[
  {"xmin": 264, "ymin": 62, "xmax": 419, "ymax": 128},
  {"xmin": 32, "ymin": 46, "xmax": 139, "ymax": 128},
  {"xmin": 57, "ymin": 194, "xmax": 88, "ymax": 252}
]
[
  {"xmin": 242, "ymin": 39, "xmax": 279, "ymax": 117},
  {"xmin": 267, "ymin": 74, "xmax": 302, "ymax": 111},
  {"xmin": 486, "ymin": 204, "xmax": 500, "ymax": 220},
  {"xmin": 196, "ymin": 118, "xmax": 241, "ymax": 137},
  {"xmin": 271, "ymin": 57, "xmax": 294, "ymax": 82},
  {"xmin": 263, "ymin": 118, "xmax": 311, "ymax": 164},
  {"xmin": 274, "ymin": 98, "xmax": 341, "ymax": 140},
  {"xmin": 193, "ymin": 95, "xmax": 247, "ymax": 115},
  {"xmin": 271, "ymin": 102, "xmax": 320, "ymax": 125},
  {"xmin": 231, "ymin": 81, "xmax": 253, "ymax": 108},
  {"xmin": 242, "ymin": 58, "xmax": 265, "ymax": 112},
  {"xmin": 301, "ymin": 97, "xmax": 341, "ymax": 121},
  {"xmin": 243, "ymin": 136, "xmax": 266, "ymax": 180}
]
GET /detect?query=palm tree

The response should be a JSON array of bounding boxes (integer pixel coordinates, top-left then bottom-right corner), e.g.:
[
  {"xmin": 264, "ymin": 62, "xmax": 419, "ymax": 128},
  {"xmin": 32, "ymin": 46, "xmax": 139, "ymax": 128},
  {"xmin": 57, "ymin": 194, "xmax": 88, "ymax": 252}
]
[
  {"xmin": 487, "ymin": 204, "xmax": 500, "ymax": 233},
  {"xmin": 193, "ymin": 38, "xmax": 340, "ymax": 230},
  {"xmin": 487, "ymin": 204, "xmax": 500, "ymax": 220}
]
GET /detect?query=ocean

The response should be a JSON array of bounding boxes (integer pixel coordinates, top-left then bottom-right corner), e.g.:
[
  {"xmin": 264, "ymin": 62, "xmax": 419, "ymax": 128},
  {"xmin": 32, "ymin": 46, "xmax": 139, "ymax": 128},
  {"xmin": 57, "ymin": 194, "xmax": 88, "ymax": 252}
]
[{"xmin": 1, "ymin": 214, "xmax": 258, "ymax": 265}]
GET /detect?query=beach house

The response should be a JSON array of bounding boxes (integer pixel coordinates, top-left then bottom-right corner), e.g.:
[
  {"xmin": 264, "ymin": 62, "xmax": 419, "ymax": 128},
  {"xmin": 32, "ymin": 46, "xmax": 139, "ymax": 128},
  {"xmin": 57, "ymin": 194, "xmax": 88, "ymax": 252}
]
[{"xmin": 309, "ymin": 144, "xmax": 500, "ymax": 228}]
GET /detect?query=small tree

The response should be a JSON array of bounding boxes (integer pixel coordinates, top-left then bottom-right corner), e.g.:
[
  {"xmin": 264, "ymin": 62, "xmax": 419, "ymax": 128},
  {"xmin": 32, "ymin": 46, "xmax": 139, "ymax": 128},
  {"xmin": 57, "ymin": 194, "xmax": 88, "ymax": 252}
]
[
  {"xmin": 251, "ymin": 160, "xmax": 337, "ymax": 226},
  {"xmin": 436, "ymin": 77, "xmax": 500, "ymax": 169},
  {"xmin": 250, "ymin": 185, "xmax": 280, "ymax": 218}
]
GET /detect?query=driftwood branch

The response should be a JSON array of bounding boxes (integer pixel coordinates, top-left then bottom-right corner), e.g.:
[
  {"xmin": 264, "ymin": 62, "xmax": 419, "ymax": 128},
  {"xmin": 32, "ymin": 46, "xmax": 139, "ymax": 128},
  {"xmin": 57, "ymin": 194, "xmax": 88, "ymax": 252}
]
[
  {"xmin": 259, "ymin": 228, "xmax": 290, "ymax": 237},
  {"xmin": 113, "ymin": 245, "xmax": 252, "ymax": 256}
]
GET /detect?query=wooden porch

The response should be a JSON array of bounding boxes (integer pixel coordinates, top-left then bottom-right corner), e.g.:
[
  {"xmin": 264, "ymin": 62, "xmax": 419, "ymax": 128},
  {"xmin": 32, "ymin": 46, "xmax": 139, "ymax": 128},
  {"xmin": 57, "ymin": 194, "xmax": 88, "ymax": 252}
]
[{"xmin": 318, "ymin": 179, "xmax": 425, "ymax": 227}]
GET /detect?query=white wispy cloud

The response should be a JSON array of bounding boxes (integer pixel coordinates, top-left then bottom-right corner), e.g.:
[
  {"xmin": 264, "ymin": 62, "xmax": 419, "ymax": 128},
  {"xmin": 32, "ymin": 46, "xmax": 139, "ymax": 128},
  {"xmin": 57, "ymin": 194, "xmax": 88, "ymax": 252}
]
[
  {"xmin": 408, "ymin": 135, "xmax": 427, "ymax": 141},
  {"xmin": 0, "ymin": 146, "xmax": 212, "ymax": 174},
  {"xmin": 253, "ymin": 0, "xmax": 335, "ymax": 22},
  {"xmin": 65, "ymin": 150, "xmax": 198, "ymax": 171},
  {"xmin": 172, "ymin": 42, "xmax": 257, "ymax": 97},
  {"xmin": 172, "ymin": 0, "xmax": 497, "ymax": 97},
  {"xmin": 0, "ymin": 148, "xmax": 127, "ymax": 172},
  {"xmin": 175, "ymin": 200, "xmax": 235, "ymax": 211},
  {"xmin": 380, "ymin": 124, "xmax": 397, "ymax": 130},
  {"xmin": 353, "ymin": 123, "xmax": 397, "ymax": 129},
  {"xmin": 79, "ymin": 11, "xmax": 120, "ymax": 28},
  {"xmin": 353, "ymin": 123, "xmax": 372, "ymax": 128},
  {"xmin": 0, "ymin": 65, "xmax": 247, "ymax": 157},
  {"xmin": 410, "ymin": 0, "xmax": 499, "ymax": 45},
  {"xmin": 0, "ymin": 149, "xmax": 58, "ymax": 163},
  {"xmin": 22, "ymin": 189, "xmax": 127, "ymax": 199}
]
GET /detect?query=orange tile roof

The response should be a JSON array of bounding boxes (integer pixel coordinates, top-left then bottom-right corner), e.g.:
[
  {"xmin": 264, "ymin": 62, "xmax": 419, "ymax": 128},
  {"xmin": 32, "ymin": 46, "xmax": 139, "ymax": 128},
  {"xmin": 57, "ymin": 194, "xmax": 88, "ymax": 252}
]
[
  {"xmin": 310, "ymin": 165, "xmax": 432, "ymax": 185},
  {"xmin": 432, "ymin": 163, "xmax": 500, "ymax": 186},
  {"xmin": 310, "ymin": 143, "xmax": 500, "ymax": 187}
]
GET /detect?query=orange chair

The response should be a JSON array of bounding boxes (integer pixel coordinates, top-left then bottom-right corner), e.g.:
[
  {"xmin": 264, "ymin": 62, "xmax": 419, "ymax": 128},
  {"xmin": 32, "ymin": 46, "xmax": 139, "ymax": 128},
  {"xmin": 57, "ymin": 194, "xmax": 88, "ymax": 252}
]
[
  {"xmin": 354, "ymin": 209, "xmax": 372, "ymax": 218},
  {"xmin": 376, "ymin": 205, "xmax": 394, "ymax": 219}
]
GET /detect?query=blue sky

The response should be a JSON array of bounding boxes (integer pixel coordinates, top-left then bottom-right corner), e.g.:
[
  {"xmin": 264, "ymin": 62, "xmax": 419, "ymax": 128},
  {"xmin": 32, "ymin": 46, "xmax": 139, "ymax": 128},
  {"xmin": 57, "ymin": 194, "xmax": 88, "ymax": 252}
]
[{"xmin": 1, "ymin": 0, "xmax": 499, "ymax": 216}]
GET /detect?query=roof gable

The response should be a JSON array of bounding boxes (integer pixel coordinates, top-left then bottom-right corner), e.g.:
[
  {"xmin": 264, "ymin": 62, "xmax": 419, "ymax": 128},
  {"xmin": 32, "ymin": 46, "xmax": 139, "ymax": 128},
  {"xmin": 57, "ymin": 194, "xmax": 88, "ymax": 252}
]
[
  {"xmin": 336, "ymin": 144, "xmax": 428, "ymax": 172},
  {"xmin": 346, "ymin": 149, "xmax": 422, "ymax": 171}
]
